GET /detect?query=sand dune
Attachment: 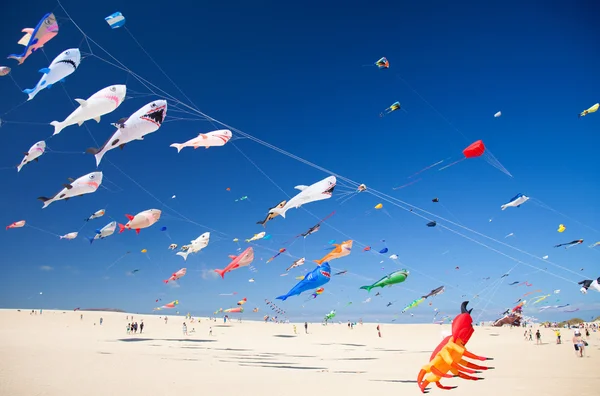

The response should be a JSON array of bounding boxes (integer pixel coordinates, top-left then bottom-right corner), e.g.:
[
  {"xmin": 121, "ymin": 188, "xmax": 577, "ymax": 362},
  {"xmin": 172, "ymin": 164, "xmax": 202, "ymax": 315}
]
[{"xmin": 0, "ymin": 309, "xmax": 598, "ymax": 396}]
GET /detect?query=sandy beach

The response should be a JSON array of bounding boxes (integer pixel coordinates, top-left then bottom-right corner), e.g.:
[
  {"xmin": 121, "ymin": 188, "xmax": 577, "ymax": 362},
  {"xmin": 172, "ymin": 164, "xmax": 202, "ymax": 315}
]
[{"xmin": 0, "ymin": 309, "xmax": 598, "ymax": 396}]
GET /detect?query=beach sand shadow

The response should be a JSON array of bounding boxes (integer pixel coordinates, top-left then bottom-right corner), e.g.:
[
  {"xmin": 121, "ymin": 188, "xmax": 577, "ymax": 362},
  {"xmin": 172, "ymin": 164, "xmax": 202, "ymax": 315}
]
[
  {"xmin": 333, "ymin": 370, "xmax": 367, "ymax": 374},
  {"xmin": 239, "ymin": 364, "xmax": 326, "ymax": 370},
  {"xmin": 339, "ymin": 357, "xmax": 378, "ymax": 361},
  {"xmin": 273, "ymin": 335, "xmax": 297, "ymax": 338},
  {"xmin": 117, "ymin": 338, "xmax": 216, "ymax": 343},
  {"xmin": 213, "ymin": 347, "xmax": 253, "ymax": 352},
  {"xmin": 370, "ymin": 379, "xmax": 418, "ymax": 383}
]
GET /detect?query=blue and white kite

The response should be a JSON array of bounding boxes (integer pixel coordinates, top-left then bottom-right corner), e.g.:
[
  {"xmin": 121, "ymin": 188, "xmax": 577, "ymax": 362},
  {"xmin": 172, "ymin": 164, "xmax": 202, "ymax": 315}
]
[
  {"xmin": 105, "ymin": 12, "xmax": 126, "ymax": 29},
  {"xmin": 501, "ymin": 193, "xmax": 529, "ymax": 210}
]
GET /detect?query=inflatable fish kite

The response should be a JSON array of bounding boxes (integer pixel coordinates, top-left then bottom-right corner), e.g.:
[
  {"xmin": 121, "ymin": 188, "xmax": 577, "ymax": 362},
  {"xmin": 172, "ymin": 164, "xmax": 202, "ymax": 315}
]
[
  {"xmin": 6, "ymin": 220, "xmax": 25, "ymax": 230},
  {"xmin": 314, "ymin": 240, "xmax": 352, "ymax": 265},
  {"xmin": 579, "ymin": 103, "xmax": 599, "ymax": 118},
  {"xmin": 85, "ymin": 209, "xmax": 105, "ymax": 221},
  {"xmin": 8, "ymin": 13, "xmax": 58, "ymax": 65},
  {"xmin": 224, "ymin": 307, "xmax": 243, "ymax": 313},
  {"xmin": 246, "ymin": 232, "xmax": 266, "ymax": 243},
  {"xmin": 59, "ymin": 232, "xmax": 78, "ymax": 240},
  {"xmin": 256, "ymin": 200, "xmax": 286, "ymax": 227},
  {"xmin": 23, "ymin": 48, "xmax": 81, "ymax": 101},
  {"xmin": 170, "ymin": 129, "xmax": 232, "ymax": 152},
  {"xmin": 118, "ymin": 209, "xmax": 161, "ymax": 234},
  {"xmin": 375, "ymin": 57, "xmax": 389, "ymax": 69},
  {"xmin": 494, "ymin": 111, "xmax": 502, "ymax": 118},
  {"xmin": 164, "ymin": 268, "xmax": 186, "ymax": 283},
  {"xmin": 17, "ymin": 141, "xmax": 45, "ymax": 172},
  {"xmin": 86, "ymin": 221, "xmax": 116, "ymax": 243},
  {"xmin": 578, "ymin": 277, "xmax": 600, "ymax": 294},
  {"xmin": 0, "ymin": 66, "xmax": 10, "ymax": 76},
  {"xmin": 176, "ymin": 232, "xmax": 210, "ymax": 260},
  {"xmin": 269, "ymin": 176, "xmax": 336, "ymax": 219},
  {"xmin": 51, "ymin": 85, "xmax": 127, "ymax": 135},
  {"xmin": 422, "ymin": 286, "xmax": 445, "ymax": 299},
  {"xmin": 554, "ymin": 239, "xmax": 583, "ymax": 249},
  {"xmin": 359, "ymin": 269, "xmax": 409, "ymax": 292},
  {"xmin": 38, "ymin": 171, "xmax": 102, "ymax": 208},
  {"xmin": 87, "ymin": 100, "xmax": 167, "ymax": 166},
  {"xmin": 276, "ymin": 262, "xmax": 331, "ymax": 301},
  {"xmin": 286, "ymin": 257, "xmax": 305, "ymax": 271},
  {"xmin": 501, "ymin": 193, "xmax": 529, "ymax": 210},
  {"xmin": 214, "ymin": 247, "xmax": 254, "ymax": 278}
]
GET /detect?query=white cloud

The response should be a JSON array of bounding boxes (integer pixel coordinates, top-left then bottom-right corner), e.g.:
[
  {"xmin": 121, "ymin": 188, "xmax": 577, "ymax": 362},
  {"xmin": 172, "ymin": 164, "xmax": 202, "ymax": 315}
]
[
  {"xmin": 39, "ymin": 265, "xmax": 53, "ymax": 271},
  {"xmin": 200, "ymin": 269, "xmax": 220, "ymax": 280}
]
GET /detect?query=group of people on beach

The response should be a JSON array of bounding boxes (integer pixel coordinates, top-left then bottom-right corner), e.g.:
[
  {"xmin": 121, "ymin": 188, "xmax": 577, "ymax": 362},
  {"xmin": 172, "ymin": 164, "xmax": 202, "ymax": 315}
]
[
  {"xmin": 524, "ymin": 326, "xmax": 593, "ymax": 357},
  {"xmin": 126, "ymin": 321, "xmax": 143, "ymax": 334}
]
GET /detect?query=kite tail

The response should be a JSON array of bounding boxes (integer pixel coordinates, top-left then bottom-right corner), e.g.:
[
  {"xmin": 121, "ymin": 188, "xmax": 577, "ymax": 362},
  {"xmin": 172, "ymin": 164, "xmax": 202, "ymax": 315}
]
[
  {"xmin": 7, "ymin": 54, "xmax": 25, "ymax": 64},
  {"xmin": 23, "ymin": 87, "xmax": 38, "ymax": 101},
  {"xmin": 118, "ymin": 223, "xmax": 126, "ymax": 233},
  {"xmin": 275, "ymin": 294, "xmax": 288, "ymax": 301},
  {"xmin": 85, "ymin": 147, "xmax": 105, "ymax": 167},
  {"xmin": 37, "ymin": 196, "xmax": 52, "ymax": 209},
  {"xmin": 214, "ymin": 268, "xmax": 226, "ymax": 278},
  {"xmin": 313, "ymin": 259, "xmax": 324, "ymax": 265},
  {"xmin": 50, "ymin": 121, "xmax": 65, "ymax": 136},
  {"xmin": 169, "ymin": 143, "xmax": 184, "ymax": 153},
  {"xmin": 176, "ymin": 251, "xmax": 189, "ymax": 261},
  {"xmin": 359, "ymin": 285, "xmax": 373, "ymax": 292},
  {"xmin": 500, "ymin": 204, "xmax": 508, "ymax": 210}
]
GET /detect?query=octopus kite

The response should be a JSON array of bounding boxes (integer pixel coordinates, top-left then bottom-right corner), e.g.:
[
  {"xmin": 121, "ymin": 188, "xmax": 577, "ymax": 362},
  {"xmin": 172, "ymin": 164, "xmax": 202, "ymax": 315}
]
[{"xmin": 417, "ymin": 301, "xmax": 494, "ymax": 393}]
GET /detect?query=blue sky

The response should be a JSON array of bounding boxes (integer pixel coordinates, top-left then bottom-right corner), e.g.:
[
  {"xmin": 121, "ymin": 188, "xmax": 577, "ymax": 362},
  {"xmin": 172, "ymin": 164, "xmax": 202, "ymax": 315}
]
[{"xmin": 0, "ymin": 0, "xmax": 598, "ymax": 323}]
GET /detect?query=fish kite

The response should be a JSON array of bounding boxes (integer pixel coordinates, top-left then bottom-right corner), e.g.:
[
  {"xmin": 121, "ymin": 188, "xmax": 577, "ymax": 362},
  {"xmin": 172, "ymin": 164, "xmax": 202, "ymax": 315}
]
[
  {"xmin": 256, "ymin": 200, "xmax": 286, "ymax": 227},
  {"xmin": 17, "ymin": 141, "xmax": 46, "ymax": 172},
  {"xmin": 286, "ymin": 257, "xmax": 305, "ymax": 271},
  {"xmin": 59, "ymin": 232, "xmax": 78, "ymax": 240},
  {"xmin": 494, "ymin": 111, "xmax": 502, "ymax": 118},
  {"xmin": 164, "ymin": 268, "xmax": 186, "ymax": 283},
  {"xmin": 176, "ymin": 232, "xmax": 210, "ymax": 261},
  {"xmin": 170, "ymin": 129, "xmax": 232, "ymax": 152},
  {"xmin": 579, "ymin": 103, "xmax": 599, "ymax": 118},
  {"xmin": 246, "ymin": 232, "xmax": 266, "ymax": 243},
  {"xmin": 501, "ymin": 193, "xmax": 529, "ymax": 210},
  {"xmin": 360, "ymin": 269, "xmax": 409, "ymax": 292},
  {"xmin": 154, "ymin": 300, "xmax": 178, "ymax": 310},
  {"xmin": 422, "ymin": 286, "xmax": 445, "ymax": 299},
  {"xmin": 38, "ymin": 172, "xmax": 102, "ymax": 208},
  {"xmin": 86, "ymin": 221, "xmax": 116, "ymax": 244},
  {"xmin": 237, "ymin": 298, "xmax": 247, "ymax": 305},
  {"xmin": 0, "ymin": 67, "xmax": 11, "ymax": 76},
  {"xmin": 402, "ymin": 298, "xmax": 425, "ymax": 313},
  {"xmin": 6, "ymin": 220, "xmax": 26, "ymax": 230},
  {"xmin": 118, "ymin": 209, "xmax": 161, "ymax": 234},
  {"xmin": 51, "ymin": 85, "xmax": 127, "ymax": 135},
  {"xmin": 315, "ymin": 240, "xmax": 352, "ymax": 265},
  {"xmin": 380, "ymin": 101, "xmax": 401, "ymax": 117},
  {"xmin": 269, "ymin": 176, "xmax": 336, "ymax": 219},
  {"xmin": 23, "ymin": 48, "xmax": 81, "ymax": 101},
  {"xmin": 554, "ymin": 239, "xmax": 583, "ymax": 249},
  {"xmin": 105, "ymin": 12, "xmax": 126, "ymax": 29},
  {"xmin": 87, "ymin": 100, "xmax": 167, "ymax": 166},
  {"xmin": 426, "ymin": 221, "xmax": 437, "ymax": 227},
  {"xmin": 223, "ymin": 307, "xmax": 243, "ymax": 313},
  {"xmin": 276, "ymin": 262, "xmax": 331, "ymax": 301},
  {"xmin": 8, "ymin": 13, "xmax": 59, "ymax": 65},
  {"xmin": 214, "ymin": 247, "xmax": 254, "ymax": 278},
  {"xmin": 85, "ymin": 209, "xmax": 105, "ymax": 221}
]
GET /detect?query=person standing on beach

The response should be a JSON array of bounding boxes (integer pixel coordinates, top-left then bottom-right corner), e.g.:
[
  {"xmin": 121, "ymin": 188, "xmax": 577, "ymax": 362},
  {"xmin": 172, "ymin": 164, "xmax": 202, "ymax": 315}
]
[
  {"xmin": 304, "ymin": 322, "xmax": 308, "ymax": 334},
  {"xmin": 524, "ymin": 330, "xmax": 528, "ymax": 340},
  {"xmin": 182, "ymin": 322, "xmax": 188, "ymax": 336},
  {"xmin": 573, "ymin": 330, "xmax": 585, "ymax": 357},
  {"xmin": 293, "ymin": 325, "xmax": 297, "ymax": 334},
  {"xmin": 528, "ymin": 329, "xmax": 533, "ymax": 341},
  {"xmin": 209, "ymin": 326, "xmax": 213, "ymax": 336},
  {"xmin": 535, "ymin": 329, "xmax": 541, "ymax": 345},
  {"xmin": 555, "ymin": 329, "xmax": 561, "ymax": 344},
  {"xmin": 126, "ymin": 323, "xmax": 131, "ymax": 334},
  {"xmin": 165, "ymin": 316, "xmax": 168, "ymax": 324},
  {"xmin": 80, "ymin": 314, "xmax": 83, "ymax": 320},
  {"xmin": 100, "ymin": 317, "xmax": 103, "ymax": 326},
  {"xmin": 140, "ymin": 321, "xmax": 144, "ymax": 333},
  {"xmin": 377, "ymin": 324, "xmax": 381, "ymax": 338}
]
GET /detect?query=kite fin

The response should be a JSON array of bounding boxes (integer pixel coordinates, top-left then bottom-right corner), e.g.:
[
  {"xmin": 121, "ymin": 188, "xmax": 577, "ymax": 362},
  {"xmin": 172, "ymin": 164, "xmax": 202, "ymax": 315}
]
[
  {"xmin": 169, "ymin": 143, "xmax": 184, "ymax": 153},
  {"xmin": 359, "ymin": 285, "xmax": 373, "ymax": 292},
  {"xmin": 214, "ymin": 268, "xmax": 226, "ymax": 278},
  {"xmin": 118, "ymin": 223, "xmax": 126, "ymax": 233}
]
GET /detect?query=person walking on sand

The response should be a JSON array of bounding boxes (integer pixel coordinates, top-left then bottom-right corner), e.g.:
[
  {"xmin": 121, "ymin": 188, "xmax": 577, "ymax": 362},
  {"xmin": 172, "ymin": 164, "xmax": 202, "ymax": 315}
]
[
  {"xmin": 100, "ymin": 317, "xmax": 103, "ymax": 326},
  {"xmin": 555, "ymin": 329, "xmax": 561, "ymax": 344},
  {"xmin": 80, "ymin": 314, "xmax": 83, "ymax": 320},
  {"xmin": 535, "ymin": 329, "xmax": 541, "ymax": 345},
  {"xmin": 293, "ymin": 324, "xmax": 297, "ymax": 334},
  {"xmin": 377, "ymin": 324, "xmax": 381, "ymax": 338},
  {"xmin": 182, "ymin": 322, "xmax": 188, "ymax": 336},
  {"xmin": 165, "ymin": 316, "xmax": 168, "ymax": 324},
  {"xmin": 140, "ymin": 321, "xmax": 144, "ymax": 334},
  {"xmin": 573, "ymin": 330, "xmax": 585, "ymax": 357},
  {"xmin": 209, "ymin": 326, "xmax": 213, "ymax": 336},
  {"xmin": 524, "ymin": 330, "xmax": 528, "ymax": 340},
  {"xmin": 126, "ymin": 323, "xmax": 131, "ymax": 334},
  {"xmin": 528, "ymin": 329, "xmax": 533, "ymax": 341},
  {"xmin": 304, "ymin": 322, "xmax": 308, "ymax": 334}
]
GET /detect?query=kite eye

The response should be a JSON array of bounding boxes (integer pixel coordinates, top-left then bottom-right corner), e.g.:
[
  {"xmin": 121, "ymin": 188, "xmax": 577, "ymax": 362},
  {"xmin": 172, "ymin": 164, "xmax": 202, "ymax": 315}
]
[
  {"xmin": 89, "ymin": 174, "xmax": 95, "ymax": 179},
  {"xmin": 151, "ymin": 103, "xmax": 156, "ymax": 107},
  {"xmin": 110, "ymin": 87, "xmax": 116, "ymax": 92}
]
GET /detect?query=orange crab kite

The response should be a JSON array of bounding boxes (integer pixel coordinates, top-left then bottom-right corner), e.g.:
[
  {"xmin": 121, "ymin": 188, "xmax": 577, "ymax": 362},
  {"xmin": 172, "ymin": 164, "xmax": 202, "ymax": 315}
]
[{"xmin": 417, "ymin": 301, "xmax": 494, "ymax": 393}]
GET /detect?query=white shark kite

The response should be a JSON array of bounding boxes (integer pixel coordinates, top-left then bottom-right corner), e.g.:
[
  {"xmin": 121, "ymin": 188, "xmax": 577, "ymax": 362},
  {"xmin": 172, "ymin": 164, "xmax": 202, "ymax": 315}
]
[
  {"xmin": 177, "ymin": 232, "xmax": 210, "ymax": 261},
  {"xmin": 50, "ymin": 84, "xmax": 126, "ymax": 135},
  {"xmin": 501, "ymin": 193, "xmax": 529, "ymax": 210},
  {"xmin": 23, "ymin": 48, "xmax": 80, "ymax": 101},
  {"xmin": 170, "ymin": 129, "xmax": 232, "ymax": 152},
  {"xmin": 17, "ymin": 140, "xmax": 45, "ymax": 172},
  {"xmin": 269, "ymin": 176, "xmax": 336, "ymax": 219},
  {"xmin": 86, "ymin": 100, "xmax": 167, "ymax": 166},
  {"xmin": 38, "ymin": 171, "xmax": 103, "ymax": 208}
]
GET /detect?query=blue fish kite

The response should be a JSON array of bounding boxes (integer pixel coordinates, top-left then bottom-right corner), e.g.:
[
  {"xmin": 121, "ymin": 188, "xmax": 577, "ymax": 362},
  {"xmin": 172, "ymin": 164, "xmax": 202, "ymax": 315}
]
[
  {"xmin": 276, "ymin": 262, "xmax": 331, "ymax": 301},
  {"xmin": 8, "ymin": 13, "xmax": 59, "ymax": 65},
  {"xmin": 501, "ymin": 193, "xmax": 529, "ymax": 210}
]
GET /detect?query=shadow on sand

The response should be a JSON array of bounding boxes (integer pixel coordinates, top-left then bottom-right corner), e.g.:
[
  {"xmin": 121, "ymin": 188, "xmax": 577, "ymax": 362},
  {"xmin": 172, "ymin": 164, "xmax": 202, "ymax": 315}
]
[
  {"xmin": 370, "ymin": 379, "xmax": 418, "ymax": 384},
  {"xmin": 118, "ymin": 338, "xmax": 216, "ymax": 343},
  {"xmin": 273, "ymin": 335, "xmax": 297, "ymax": 338}
]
